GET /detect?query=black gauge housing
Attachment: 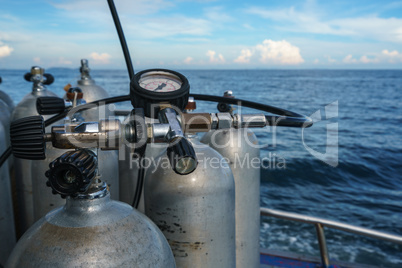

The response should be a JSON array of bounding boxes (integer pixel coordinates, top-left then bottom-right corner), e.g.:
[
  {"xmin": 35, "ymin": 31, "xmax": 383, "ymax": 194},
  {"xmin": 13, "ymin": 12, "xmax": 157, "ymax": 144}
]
[{"xmin": 130, "ymin": 69, "xmax": 190, "ymax": 118}]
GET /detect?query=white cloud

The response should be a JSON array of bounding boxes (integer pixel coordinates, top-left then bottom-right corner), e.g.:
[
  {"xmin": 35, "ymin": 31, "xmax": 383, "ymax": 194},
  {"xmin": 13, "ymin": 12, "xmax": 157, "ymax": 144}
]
[
  {"xmin": 343, "ymin": 54, "xmax": 357, "ymax": 63},
  {"xmin": 247, "ymin": 6, "xmax": 402, "ymax": 43},
  {"xmin": 234, "ymin": 49, "xmax": 253, "ymax": 63},
  {"xmin": 52, "ymin": 0, "xmax": 173, "ymax": 16},
  {"xmin": 183, "ymin": 56, "xmax": 193, "ymax": 64},
  {"xmin": 255, "ymin": 39, "xmax": 304, "ymax": 65},
  {"xmin": 343, "ymin": 54, "xmax": 379, "ymax": 64},
  {"xmin": 359, "ymin": 55, "xmax": 378, "ymax": 64},
  {"xmin": 33, "ymin": 57, "xmax": 41, "ymax": 63},
  {"xmin": 313, "ymin": 59, "xmax": 319, "ymax": 64},
  {"xmin": 90, "ymin": 52, "xmax": 111, "ymax": 64},
  {"xmin": 382, "ymin": 49, "xmax": 399, "ymax": 57},
  {"xmin": 206, "ymin": 50, "xmax": 225, "ymax": 63},
  {"xmin": 0, "ymin": 43, "xmax": 14, "ymax": 58},
  {"xmin": 381, "ymin": 49, "xmax": 402, "ymax": 63}
]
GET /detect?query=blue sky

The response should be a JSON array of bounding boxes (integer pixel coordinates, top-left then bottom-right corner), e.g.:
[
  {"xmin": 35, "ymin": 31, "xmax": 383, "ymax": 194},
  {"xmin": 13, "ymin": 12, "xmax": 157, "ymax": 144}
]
[{"xmin": 0, "ymin": 0, "xmax": 402, "ymax": 69}]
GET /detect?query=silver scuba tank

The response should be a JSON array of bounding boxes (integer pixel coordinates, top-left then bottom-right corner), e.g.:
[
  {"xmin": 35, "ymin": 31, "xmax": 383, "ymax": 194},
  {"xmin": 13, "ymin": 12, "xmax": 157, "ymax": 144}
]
[
  {"xmin": 11, "ymin": 66, "xmax": 58, "ymax": 236},
  {"xmin": 0, "ymin": 76, "xmax": 15, "ymax": 114},
  {"xmin": 68, "ymin": 59, "xmax": 111, "ymax": 121},
  {"xmin": 200, "ymin": 91, "xmax": 261, "ymax": 268},
  {"xmin": 144, "ymin": 134, "xmax": 236, "ymax": 268},
  {"xmin": 0, "ymin": 122, "xmax": 16, "ymax": 267},
  {"xmin": 0, "ymin": 99, "xmax": 11, "ymax": 148},
  {"xmin": 6, "ymin": 149, "xmax": 176, "ymax": 268}
]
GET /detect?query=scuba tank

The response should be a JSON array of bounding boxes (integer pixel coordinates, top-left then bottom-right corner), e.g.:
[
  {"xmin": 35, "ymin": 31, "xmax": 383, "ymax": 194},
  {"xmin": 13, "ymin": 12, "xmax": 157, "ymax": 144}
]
[
  {"xmin": 144, "ymin": 134, "xmax": 236, "ymax": 267},
  {"xmin": 0, "ymin": 122, "xmax": 16, "ymax": 267},
  {"xmin": 201, "ymin": 91, "xmax": 261, "ymax": 268},
  {"xmin": 0, "ymin": 76, "xmax": 15, "ymax": 114},
  {"xmin": 11, "ymin": 66, "xmax": 57, "ymax": 236},
  {"xmin": 67, "ymin": 59, "xmax": 111, "ymax": 121},
  {"xmin": 5, "ymin": 129, "xmax": 176, "ymax": 268},
  {"xmin": 128, "ymin": 69, "xmax": 236, "ymax": 267}
]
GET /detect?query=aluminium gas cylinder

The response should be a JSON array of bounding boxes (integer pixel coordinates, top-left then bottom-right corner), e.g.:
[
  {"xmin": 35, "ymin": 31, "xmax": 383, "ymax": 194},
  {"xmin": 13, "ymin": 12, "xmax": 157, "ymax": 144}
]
[
  {"xmin": 11, "ymin": 66, "xmax": 58, "ymax": 236},
  {"xmin": 201, "ymin": 128, "xmax": 261, "ymax": 268},
  {"xmin": 6, "ymin": 183, "xmax": 176, "ymax": 268},
  {"xmin": 0, "ymin": 122, "xmax": 16, "ymax": 267},
  {"xmin": 145, "ymin": 135, "xmax": 236, "ymax": 268}
]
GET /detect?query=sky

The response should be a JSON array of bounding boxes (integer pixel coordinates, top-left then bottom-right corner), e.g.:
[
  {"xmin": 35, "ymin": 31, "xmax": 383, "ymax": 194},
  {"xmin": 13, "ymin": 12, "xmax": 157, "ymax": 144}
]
[{"xmin": 0, "ymin": 0, "xmax": 402, "ymax": 69}]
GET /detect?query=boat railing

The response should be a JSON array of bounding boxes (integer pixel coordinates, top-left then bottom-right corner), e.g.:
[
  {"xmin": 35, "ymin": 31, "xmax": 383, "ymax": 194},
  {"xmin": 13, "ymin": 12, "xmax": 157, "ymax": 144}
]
[{"xmin": 260, "ymin": 207, "xmax": 402, "ymax": 268}]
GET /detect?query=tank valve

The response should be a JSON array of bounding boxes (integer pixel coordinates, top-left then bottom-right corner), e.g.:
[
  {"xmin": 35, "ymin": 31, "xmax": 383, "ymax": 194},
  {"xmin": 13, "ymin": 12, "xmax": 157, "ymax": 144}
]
[
  {"xmin": 36, "ymin": 96, "xmax": 68, "ymax": 115},
  {"xmin": 167, "ymin": 137, "xmax": 197, "ymax": 175},
  {"xmin": 24, "ymin": 66, "xmax": 54, "ymax": 85},
  {"xmin": 10, "ymin": 115, "xmax": 46, "ymax": 160},
  {"xmin": 159, "ymin": 107, "xmax": 198, "ymax": 174},
  {"xmin": 45, "ymin": 149, "xmax": 97, "ymax": 198}
]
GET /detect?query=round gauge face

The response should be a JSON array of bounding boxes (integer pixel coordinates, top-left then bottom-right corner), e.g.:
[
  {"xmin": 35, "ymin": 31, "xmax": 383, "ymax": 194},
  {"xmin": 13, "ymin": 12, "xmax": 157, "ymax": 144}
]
[{"xmin": 139, "ymin": 71, "xmax": 182, "ymax": 93}]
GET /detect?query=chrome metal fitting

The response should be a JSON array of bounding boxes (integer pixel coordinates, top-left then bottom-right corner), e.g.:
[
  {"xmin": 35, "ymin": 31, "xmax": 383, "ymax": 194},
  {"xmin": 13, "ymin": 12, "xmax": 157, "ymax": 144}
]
[
  {"xmin": 233, "ymin": 113, "xmax": 267, "ymax": 129},
  {"xmin": 210, "ymin": 113, "xmax": 218, "ymax": 129},
  {"xmin": 216, "ymin": 113, "xmax": 233, "ymax": 129},
  {"xmin": 159, "ymin": 108, "xmax": 184, "ymax": 141}
]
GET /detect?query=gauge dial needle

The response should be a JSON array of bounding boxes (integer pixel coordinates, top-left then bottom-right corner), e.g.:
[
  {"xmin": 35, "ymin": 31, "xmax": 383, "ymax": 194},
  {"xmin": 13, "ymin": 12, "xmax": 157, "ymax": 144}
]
[{"xmin": 155, "ymin": 83, "xmax": 167, "ymax": 91}]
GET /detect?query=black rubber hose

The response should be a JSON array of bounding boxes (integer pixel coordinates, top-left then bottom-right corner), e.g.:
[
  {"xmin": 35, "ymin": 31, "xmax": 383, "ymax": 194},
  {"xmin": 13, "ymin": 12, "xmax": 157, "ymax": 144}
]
[
  {"xmin": 0, "ymin": 147, "xmax": 12, "ymax": 168},
  {"xmin": 190, "ymin": 93, "xmax": 312, "ymax": 128},
  {"xmin": 132, "ymin": 156, "xmax": 146, "ymax": 209},
  {"xmin": 107, "ymin": 0, "xmax": 135, "ymax": 80},
  {"xmin": 0, "ymin": 94, "xmax": 131, "ymax": 168}
]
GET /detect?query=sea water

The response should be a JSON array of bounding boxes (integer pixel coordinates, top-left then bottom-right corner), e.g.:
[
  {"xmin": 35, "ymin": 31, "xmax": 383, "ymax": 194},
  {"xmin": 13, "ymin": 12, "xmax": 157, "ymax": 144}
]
[{"xmin": 1, "ymin": 68, "xmax": 401, "ymax": 267}]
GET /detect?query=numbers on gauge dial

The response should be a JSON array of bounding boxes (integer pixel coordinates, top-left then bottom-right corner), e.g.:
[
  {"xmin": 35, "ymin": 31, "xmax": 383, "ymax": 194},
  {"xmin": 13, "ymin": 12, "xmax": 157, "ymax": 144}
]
[{"xmin": 140, "ymin": 76, "xmax": 181, "ymax": 92}]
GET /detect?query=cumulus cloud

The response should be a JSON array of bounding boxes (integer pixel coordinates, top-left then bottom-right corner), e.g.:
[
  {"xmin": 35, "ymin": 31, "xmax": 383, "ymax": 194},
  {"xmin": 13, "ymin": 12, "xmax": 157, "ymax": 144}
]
[
  {"xmin": 343, "ymin": 54, "xmax": 380, "ymax": 64},
  {"xmin": 0, "ymin": 43, "xmax": 14, "ymax": 58},
  {"xmin": 90, "ymin": 52, "xmax": 111, "ymax": 64},
  {"xmin": 360, "ymin": 55, "xmax": 379, "ymax": 63},
  {"xmin": 255, "ymin": 39, "xmax": 304, "ymax": 65},
  {"xmin": 234, "ymin": 49, "xmax": 253, "ymax": 63},
  {"xmin": 206, "ymin": 50, "xmax": 225, "ymax": 63},
  {"xmin": 343, "ymin": 54, "xmax": 357, "ymax": 63},
  {"xmin": 183, "ymin": 56, "xmax": 193, "ymax": 64},
  {"xmin": 382, "ymin": 49, "xmax": 402, "ymax": 62}
]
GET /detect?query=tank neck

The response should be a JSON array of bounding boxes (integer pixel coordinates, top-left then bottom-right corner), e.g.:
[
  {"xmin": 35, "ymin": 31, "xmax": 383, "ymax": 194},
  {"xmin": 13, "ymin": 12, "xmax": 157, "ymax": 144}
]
[
  {"xmin": 65, "ymin": 182, "xmax": 110, "ymax": 211},
  {"xmin": 79, "ymin": 59, "xmax": 95, "ymax": 84},
  {"xmin": 74, "ymin": 181, "xmax": 108, "ymax": 200},
  {"xmin": 32, "ymin": 80, "xmax": 47, "ymax": 93}
]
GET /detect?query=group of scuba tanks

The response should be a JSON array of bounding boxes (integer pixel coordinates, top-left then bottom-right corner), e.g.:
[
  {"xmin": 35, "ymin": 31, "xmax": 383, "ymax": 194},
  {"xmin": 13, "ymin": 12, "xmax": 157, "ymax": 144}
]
[{"xmin": 0, "ymin": 58, "xmax": 312, "ymax": 267}]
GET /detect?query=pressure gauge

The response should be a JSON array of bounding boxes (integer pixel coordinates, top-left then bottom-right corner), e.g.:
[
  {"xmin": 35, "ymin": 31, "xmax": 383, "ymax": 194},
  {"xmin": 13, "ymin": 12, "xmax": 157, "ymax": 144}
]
[{"xmin": 130, "ymin": 69, "xmax": 190, "ymax": 118}]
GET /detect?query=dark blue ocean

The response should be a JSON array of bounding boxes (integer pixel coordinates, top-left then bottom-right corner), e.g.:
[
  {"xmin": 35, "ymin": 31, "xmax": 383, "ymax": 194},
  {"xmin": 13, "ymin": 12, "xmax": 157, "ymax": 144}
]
[{"xmin": 1, "ymin": 69, "xmax": 401, "ymax": 267}]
